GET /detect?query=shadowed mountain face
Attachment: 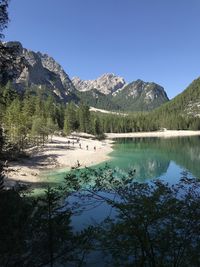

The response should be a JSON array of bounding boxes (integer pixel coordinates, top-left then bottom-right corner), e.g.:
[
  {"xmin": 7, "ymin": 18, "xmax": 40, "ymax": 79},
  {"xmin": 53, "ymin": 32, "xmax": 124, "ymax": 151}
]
[{"xmin": 1, "ymin": 41, "xmax": 76, "ymax": 101}]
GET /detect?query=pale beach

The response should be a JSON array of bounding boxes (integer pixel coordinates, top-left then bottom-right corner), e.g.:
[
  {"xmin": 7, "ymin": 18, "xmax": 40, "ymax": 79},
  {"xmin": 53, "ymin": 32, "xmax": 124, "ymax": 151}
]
[
  {"xmin": 106, "ymin": 130, "xmax": 200, "ymax": 139},
  {"xmin": 6, "ymin": 135, "xmax": 113, "ymax": 184},
  {"xmin": 6, "ymin": 130, "xmax": 200, "ymax": 184}
]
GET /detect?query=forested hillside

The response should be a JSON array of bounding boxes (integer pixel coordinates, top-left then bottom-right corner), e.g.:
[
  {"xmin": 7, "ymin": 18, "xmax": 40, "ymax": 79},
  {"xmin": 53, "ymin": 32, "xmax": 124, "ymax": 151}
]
[
  {"xmin": 150, "ymin": 77, "xmax": 200, "ymax": 129},
  {"xmin": 76, "ymin": 89, "xmax": 120, "ymax": 111},
  {"xmin": 1, "ymin": 79, "xmax": 200, "ymax": 154},
  {"xmin": 0, "ymin": 83, "xmax": 106, "ymax": 153},
  {"xmin": 74, "ymin": 76, "xmax": 169, "ymax": 111}
]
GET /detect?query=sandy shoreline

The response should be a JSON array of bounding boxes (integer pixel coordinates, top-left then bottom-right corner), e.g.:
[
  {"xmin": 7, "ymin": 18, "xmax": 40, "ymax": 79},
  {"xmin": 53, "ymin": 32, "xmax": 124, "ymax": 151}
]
[
  {"xmin": 106, "ymin": 130, "xmax": 200, "ymax": 139},
  {"xmin": 6, "ymin": 135, "xmax": 113, "ymax": 184},
  {"xmin": 5, "ymin": 130, "xmax": 200, "ymax": 185}
]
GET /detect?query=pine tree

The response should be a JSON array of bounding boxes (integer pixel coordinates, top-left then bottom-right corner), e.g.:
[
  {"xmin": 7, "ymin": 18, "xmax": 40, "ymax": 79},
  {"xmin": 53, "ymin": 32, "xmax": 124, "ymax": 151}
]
[
  {"xmin": 31, "ymin": 116, "xmax": 48, "ymax": 146},
  {"xmin": 78, "ymin": 103, "xmax": 91, "ymax": 133},
  {"xmin": 46, "ymin": 117, "xmax": 58, "ymax": 142},
  {"xmin": 64, "ymin": 103, "xmax": 78, "ymax": 134},
  {"xmin": 0, "ymin": 0, "xmax": 9, "ymax": 40},
  {"xmin": 92, "ymin": 116, "xmax": 103, "ymax": 136}
]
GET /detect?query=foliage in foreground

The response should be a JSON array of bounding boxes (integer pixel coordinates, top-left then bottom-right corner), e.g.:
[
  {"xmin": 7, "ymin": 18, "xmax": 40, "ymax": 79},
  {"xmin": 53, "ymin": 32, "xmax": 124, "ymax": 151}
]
[
  {"xmin": 0, "ymin": 187, "xmax": 89, "ymax": 267},
  {"xmin": 64, "ymin": 166, "xmax": 200, "ymax": 267},
  {"xmin": 1, "ymin": 166, "xmax": 200, "ymax": 266}
]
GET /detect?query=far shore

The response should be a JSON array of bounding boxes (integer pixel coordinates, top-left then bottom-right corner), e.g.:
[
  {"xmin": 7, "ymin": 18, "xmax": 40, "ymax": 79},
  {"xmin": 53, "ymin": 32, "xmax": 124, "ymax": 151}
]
[
  {"xmin": 5, "ymin": 135, "xmax": 113, "ymax": 185},
  {"xmin": 5, "ymin": 130, "xmax": 200, "ymax": 186},
  {"xmin": 106, "ymin": 130, "xmax": 200, "ymax": 139}
]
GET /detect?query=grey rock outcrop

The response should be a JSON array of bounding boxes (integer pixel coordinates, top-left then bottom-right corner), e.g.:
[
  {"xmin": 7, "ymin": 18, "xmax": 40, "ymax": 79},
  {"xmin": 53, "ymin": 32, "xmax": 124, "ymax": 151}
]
[
  {"xmin": 112, "ymin": 79, "xmax": 169, "ymax": 111},
  {"xmin": 116, "ymin": 79, "xmax": 168, "ymax": 103},
  {"xmin": 0, "ymin": 41, "xmax": 169, "ymax": 111},
  {"xmin": 37, "ymin": 52, "xmax": 74, "ymax": 93},
  {"xmin": 1, "ymin": 41, "xmax": 75, "ymax": 100},
  {"xmin": 72, "ymin": 73, "xmax": 126, "ymax": 95}
]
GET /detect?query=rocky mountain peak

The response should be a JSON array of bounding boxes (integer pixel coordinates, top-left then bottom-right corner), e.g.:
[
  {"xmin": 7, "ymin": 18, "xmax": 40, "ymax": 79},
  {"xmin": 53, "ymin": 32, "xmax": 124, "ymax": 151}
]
[
  {"xmin": 1, "ymin": 41, "xmax": 169, "ymax": 111},
  {"xmin": 116, "ymin": 79, "xmax": 168, "ymax": 103},
  {"xmin": 1, "ymin": 41, "xmax": 75, "ymax": 100},
  {"xmin": 112, "ymin": 79, "xmax": 169, "ymax": 111},
  {"xmin": 3, "ymin": 41, "xmax": 23, "ymax": 54},
  {"xmin": 37, "ymin": 52, "xmax": 74, "ymax": 92},
  {"xmin": 72, "ymin": 73, "xmax": 126, "ymax": 95}
]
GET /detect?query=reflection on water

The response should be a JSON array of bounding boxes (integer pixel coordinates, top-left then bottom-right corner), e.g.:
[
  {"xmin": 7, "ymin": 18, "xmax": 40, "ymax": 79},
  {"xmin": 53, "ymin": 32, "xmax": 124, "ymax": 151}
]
[
  {"xmin": 105, "ymin": 136, "xmax": 200, "ymax": 182},
  {"xmin": 35, "ymin": 136, "xmax": 200, "ymax": 266},
  {"xmin": 69, "ymin": 137, "xmax": 200, "ymax": 231},
  {"xmin": 39, "ymin": 136, "xmax": 200, "ymax": 190}
]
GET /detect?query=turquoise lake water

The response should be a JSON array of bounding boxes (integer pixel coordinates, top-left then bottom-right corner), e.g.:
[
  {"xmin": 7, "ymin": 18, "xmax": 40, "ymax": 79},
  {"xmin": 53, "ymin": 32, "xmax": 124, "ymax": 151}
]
[
  {"xmin": 39, "ymin": 136, "xmax": 200, "ymax": 266},
  {"xmin": 38, "ymin": 135, "xmax": 200, "ymax": 229},
  {"xmin": 102, "ymin": 136, "xmax": 200, "ymax": 182},
  {"xmin": 69, "ymin": 136, "xmax": 200, "ymax": 227},
  {"xmin": 43, "ymin": 136, "xmax": 200, "ymax": 187}
]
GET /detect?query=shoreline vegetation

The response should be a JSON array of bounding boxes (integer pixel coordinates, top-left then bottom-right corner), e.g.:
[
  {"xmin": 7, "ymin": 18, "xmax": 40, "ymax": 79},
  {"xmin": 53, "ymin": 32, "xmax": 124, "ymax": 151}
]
[{"xmin": 5, "ymin": 130, "xmax": 200, "ymax": 185}]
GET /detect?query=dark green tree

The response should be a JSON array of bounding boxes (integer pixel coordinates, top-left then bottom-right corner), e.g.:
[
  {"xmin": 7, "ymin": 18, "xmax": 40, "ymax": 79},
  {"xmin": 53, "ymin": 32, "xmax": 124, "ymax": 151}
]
[
  {"xmin": 64, "ymin": 102, "xmax": 78, "ymax": 134},
  {"xmin": 64, "ymin": 166, "xmax": 200, "ymax": 267},
  {"xmin": 0, "ymin": 0, "xmax": 9, "ymax": 39},
  {"xmin": 78, "ymin": 103, "xmax": 91, "ymax": 133}
]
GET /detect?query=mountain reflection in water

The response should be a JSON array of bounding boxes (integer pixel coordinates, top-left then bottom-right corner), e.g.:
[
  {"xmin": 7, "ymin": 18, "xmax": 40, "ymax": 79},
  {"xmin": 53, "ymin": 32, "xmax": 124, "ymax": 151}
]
[{"xmin": 105, "ymin": 136, "xmax": 200, "ymax": 181}]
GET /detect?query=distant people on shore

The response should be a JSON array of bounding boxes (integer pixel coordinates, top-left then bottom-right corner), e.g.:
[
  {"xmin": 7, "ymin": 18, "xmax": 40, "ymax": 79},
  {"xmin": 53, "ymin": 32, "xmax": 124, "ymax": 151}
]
[
  {"xmin": 86, "ymin": 145, "xmax": 88, "ymax": 150},
  {"xmin": 94, "ymin": 146, "xmax": 96, "ymax": 151},
  {"xmin": 79, "ymin": 143, "xmax": 81, "ymax": 149}
]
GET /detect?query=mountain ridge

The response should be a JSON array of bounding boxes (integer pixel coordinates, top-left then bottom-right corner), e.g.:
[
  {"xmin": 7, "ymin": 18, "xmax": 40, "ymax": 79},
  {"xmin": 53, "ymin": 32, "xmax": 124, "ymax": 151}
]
[
  {"xmin": 1, "ymin": 41, "xmax": 169, "ymax": 111},
  {"xmin": 72, "ymin": 73, "xmax": 126, "ymax": 95}
]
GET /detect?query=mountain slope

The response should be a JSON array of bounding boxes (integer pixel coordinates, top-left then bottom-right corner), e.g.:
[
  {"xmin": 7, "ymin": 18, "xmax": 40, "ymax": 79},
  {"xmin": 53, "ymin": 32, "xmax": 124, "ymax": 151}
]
[
  {"xmin": 76, "ymin": 89, "xmax": 120, "ymax": 111},
  {"xmin": 152, "ymin": 77, "xmax": 200, "ymax": 117},
  {"xmin": 72, "ymin": 76, "xmax": 169, "ymax": 111},
  {"xmin": 1, "ymin": 41, "xmax": 169, "ymax": 112},
  {"xmin": 2, "ymin": 41, "xmax": 77, "ymax": 101},
  {"xmin": 112, "ymin": 79, "xmax": 169, "ymax": 111}
]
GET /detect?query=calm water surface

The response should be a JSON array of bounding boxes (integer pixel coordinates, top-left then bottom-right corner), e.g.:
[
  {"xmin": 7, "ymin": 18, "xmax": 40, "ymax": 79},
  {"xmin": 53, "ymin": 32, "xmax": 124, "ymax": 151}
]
[
  {"xmin": 45, "ymin": 136, "xmax": 200, "ymax": 185},
  {"xmin": 45, "ymin": 136, "xmax": 200, "ymax": 266},
  {"xmin": 70, "ymin": 136, "xmax": 200, "ymax": 226},
  {"xmin": 43, "ymin": 136, "xmax": 200, "ymax": 226},
  {"xmin": 105, "ymin": 136, "xmax": 200, "ymax": 182}
]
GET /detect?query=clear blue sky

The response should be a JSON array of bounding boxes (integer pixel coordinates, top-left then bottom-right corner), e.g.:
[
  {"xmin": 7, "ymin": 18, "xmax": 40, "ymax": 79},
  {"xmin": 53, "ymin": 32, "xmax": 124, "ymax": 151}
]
[{"xmin": 4, "ymin": 0, "xmax": 200, "ymax": 99}]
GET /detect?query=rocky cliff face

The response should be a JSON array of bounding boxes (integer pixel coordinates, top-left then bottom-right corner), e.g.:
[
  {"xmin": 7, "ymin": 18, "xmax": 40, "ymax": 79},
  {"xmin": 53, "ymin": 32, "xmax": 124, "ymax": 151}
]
[
  {"xmin": 72, "ymin": 73, "xmax": 126, "ymax": 95},
  {"xmin": 37, "ymin": 52, "xmax": 74, "ymax": 93},
  {"xmin": 112, "ymin": 79, "xmax": 169, "ymax": 111},
  {"xmin": 114, "ymin": 79, "xmax": 168, "ymax": 102},
  {"xmin": 1, "ymin": 41, "xmax": 169, "ymax": 111},
  {"xmin": 1, "ymin": 41, "xmax": 75, "ymax": 100}
]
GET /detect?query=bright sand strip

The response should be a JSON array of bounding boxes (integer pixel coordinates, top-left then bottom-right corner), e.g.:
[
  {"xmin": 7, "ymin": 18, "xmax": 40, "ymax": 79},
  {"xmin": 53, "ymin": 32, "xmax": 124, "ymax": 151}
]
[
  {"xmin": 106, "ymin": 130, "xmax": 200, "ymax": 139},
  {"xmin": 6, "ymin": 130, "xmax": 200, "ymax": 184},
  {"xmin": 6, "ymin": 135, "xmax": 113, "ymax": 184}
]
